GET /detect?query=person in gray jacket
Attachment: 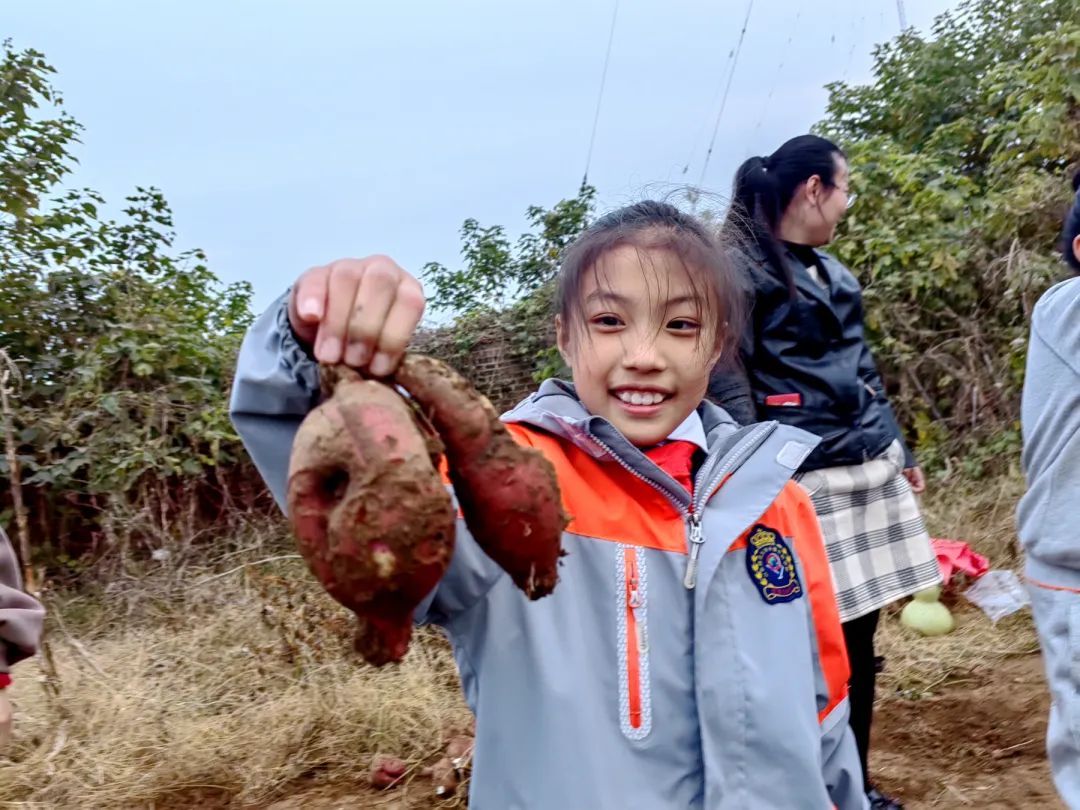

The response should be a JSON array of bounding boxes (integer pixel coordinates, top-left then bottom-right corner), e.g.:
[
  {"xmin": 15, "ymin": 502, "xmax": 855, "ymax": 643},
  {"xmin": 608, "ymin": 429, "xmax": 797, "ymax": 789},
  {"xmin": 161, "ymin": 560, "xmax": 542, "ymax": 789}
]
[
  {"xmin": 0, "ymin": 526, "xmax": 44, "ymax": 751},
  {"xmin": 1018, "ymin": 171, "xmax": 1080, "ymax": 809}
]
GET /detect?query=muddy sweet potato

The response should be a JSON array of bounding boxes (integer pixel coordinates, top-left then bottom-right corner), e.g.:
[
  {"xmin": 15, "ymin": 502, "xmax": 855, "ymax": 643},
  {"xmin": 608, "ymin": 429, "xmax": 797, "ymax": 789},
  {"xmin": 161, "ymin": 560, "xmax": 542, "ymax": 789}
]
[
  {"xmin": 395, "ymin": 354, "xmax": 567, "ymax": 599},
  {"xmin": 286, "ymin": 366, "xmax": 455, "ymax": 666},
  {"xmin": 286, "ymin": 355, "xmax": 566, "ymax": 667}
]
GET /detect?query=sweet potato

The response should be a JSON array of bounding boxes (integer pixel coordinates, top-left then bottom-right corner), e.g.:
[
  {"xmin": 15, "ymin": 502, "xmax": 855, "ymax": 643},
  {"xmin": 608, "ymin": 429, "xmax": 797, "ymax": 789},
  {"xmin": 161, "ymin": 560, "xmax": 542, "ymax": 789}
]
[
  {"xmin": 286, "ymin": 355, "xmax": 565, "ymax": 667},
  {"xmin": 394, "ymin": 354, "xmax": 566, "ymax": 599},
  {"xmin": 286, "ymin": 366, "xmax": 455, "ymax": 666}
]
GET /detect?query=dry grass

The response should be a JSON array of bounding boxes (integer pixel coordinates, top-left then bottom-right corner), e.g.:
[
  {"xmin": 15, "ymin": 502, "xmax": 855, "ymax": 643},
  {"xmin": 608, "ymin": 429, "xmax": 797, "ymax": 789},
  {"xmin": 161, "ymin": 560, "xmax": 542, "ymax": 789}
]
[
  {"xmin": 919, "ymin": 467, "xmax": 1027, "ymax": 566},
  {"xmin": 0, "ymin": 523, "xmax": 472, "ymax": 809},
  {"xmin": 0, "ymin": 470, "xmax": 1039, "ymax": 807},
  {"xmin": 877, "ymin": 467, "xmax": 1040, "ymax": 698}
]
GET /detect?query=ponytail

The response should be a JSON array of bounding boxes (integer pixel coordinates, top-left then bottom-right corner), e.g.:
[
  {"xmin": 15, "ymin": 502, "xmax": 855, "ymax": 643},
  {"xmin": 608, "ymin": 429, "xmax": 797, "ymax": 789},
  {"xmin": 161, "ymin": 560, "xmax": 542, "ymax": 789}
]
[{"xmin": 723, "ymin": 134, "xmax": 846, "ymax": 292}]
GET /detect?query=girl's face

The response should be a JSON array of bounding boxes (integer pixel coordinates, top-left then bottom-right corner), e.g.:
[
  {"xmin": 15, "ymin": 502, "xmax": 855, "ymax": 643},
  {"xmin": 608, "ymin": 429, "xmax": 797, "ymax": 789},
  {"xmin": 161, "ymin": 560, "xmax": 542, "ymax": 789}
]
[{"xmin": 556, "ymin": 246, "xmax": 720, "ymax": 448}]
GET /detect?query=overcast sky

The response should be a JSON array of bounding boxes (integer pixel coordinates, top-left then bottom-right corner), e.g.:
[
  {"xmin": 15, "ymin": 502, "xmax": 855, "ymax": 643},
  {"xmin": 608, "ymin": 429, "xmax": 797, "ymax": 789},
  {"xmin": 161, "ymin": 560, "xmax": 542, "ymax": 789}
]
[{"xmin": 7, "ymin": 0, "xmax": 960, "ymax": 320}]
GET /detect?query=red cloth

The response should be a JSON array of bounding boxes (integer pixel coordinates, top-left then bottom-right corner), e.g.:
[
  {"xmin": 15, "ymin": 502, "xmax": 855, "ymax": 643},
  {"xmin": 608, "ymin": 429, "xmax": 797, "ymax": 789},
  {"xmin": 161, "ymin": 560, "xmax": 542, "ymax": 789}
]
[
  {"xmin": 0, "ymin": 672, "xmax": 10, "ymax": 689},
  {"xmin": 932, "ymin": 538, "xmax": 989, "ymax": 585},
  {"xmin": 644, "ymin": 440, "xmax": 701, "ymax": 495}
]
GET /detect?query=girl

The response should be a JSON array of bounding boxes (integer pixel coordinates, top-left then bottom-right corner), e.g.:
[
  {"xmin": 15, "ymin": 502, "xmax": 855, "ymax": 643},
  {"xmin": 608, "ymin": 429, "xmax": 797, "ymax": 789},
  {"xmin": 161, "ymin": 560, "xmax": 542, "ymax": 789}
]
[
  {"xmin": 1018, "ymin": 171, "xmax": 1080, "ymax": 809},
  {"xmin": 231, "ymin": 201, "xmax": 868, "ymax": 809},
  {"xmin": 709, "ymin": 135, "xmax": 940, "ymax": 810}
]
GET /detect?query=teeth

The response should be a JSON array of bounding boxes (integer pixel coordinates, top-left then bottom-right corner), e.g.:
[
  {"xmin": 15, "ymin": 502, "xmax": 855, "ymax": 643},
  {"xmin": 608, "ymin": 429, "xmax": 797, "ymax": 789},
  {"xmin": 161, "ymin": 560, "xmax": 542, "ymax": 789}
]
[{"xmin": 618, "ymin": 391, "xmax": 664, "ymax": 406}]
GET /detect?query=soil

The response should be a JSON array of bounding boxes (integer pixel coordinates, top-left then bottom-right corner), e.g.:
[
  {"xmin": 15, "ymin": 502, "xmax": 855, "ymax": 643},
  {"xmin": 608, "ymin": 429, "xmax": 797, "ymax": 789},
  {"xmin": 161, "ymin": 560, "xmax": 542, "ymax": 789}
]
[{"xmin": 873, "ymin": 653, "xmax": 1061, "ymax": 809}]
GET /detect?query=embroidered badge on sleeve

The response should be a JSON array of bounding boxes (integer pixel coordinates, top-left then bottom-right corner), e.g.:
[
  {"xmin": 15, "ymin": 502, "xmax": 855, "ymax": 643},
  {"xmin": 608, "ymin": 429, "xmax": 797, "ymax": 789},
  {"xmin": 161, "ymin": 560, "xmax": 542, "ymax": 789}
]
[{"xmin": 746, "ymin": 524, "xmax": 803, "ymax": 604}]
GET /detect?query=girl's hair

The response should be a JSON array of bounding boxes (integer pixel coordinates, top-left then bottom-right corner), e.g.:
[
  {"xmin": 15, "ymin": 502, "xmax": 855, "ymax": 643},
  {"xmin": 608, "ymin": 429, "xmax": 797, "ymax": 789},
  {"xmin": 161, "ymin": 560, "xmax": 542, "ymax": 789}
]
[
  {"xmin": 555, "ymin": 200, "xmax": 746, "ymax": 369},
  {"xmin": 723, "ymin": 134, "xmax": 846, "ymax": 291},
  {"xmin": 1061, "ymin": 171, "xmax": 1080, "ymax": 273}
]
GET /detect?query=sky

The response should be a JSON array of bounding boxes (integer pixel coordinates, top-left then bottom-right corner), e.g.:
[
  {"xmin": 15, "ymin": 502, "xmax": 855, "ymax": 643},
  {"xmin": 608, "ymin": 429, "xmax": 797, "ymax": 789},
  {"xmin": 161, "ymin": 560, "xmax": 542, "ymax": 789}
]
[{"xmin": 6, "ymin": 0, "xmax": 962, "ymax": 321}]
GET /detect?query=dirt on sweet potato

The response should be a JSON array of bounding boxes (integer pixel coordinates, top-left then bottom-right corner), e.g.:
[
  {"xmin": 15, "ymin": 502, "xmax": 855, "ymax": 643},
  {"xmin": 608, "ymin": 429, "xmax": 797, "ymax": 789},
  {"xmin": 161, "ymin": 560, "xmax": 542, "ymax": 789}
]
[
  {"xmin": 287, "ymin": 367, "xmax": 456, "ymax": 665},
  {"xmin": 286, "ymin": 356, "xmax": 566, "ymax": 666},
  {"xmin": 395, "ymin": 354, "xmax": 567, "ymax": 599}
]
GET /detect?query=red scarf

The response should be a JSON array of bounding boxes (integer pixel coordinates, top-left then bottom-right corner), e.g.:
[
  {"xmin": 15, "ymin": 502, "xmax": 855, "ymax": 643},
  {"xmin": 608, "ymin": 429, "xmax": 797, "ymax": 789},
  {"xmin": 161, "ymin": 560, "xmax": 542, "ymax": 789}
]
[{"xmin": 643, "ymin": 440, "xmax": 701, "ymax": 495}]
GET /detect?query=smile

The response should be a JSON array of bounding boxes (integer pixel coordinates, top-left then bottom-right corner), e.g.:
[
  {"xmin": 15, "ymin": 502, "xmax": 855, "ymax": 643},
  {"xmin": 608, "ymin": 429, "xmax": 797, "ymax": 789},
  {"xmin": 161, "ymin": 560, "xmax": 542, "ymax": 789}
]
[{"xmin": 613, "ymin": 389, "xmax": 670, "ymax": 407}]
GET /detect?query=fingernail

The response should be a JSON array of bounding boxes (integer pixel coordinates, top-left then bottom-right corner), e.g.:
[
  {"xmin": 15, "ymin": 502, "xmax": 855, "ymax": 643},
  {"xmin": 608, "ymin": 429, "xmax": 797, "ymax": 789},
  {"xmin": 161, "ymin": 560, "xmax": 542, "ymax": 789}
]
[
  {"xmin": 345, "ymin": 343, "xmax": 371, "ymax": 368},
  {"xmin": 298, "ymin": 297, "xmax": 323, "ymax": 320},
  {"xmin": 318, "ymin": 337, "xmax": 342, "ymax": 363},
  {"xmin": 369, "ymin": 351, "xmax": 394, "ymax": 377}
]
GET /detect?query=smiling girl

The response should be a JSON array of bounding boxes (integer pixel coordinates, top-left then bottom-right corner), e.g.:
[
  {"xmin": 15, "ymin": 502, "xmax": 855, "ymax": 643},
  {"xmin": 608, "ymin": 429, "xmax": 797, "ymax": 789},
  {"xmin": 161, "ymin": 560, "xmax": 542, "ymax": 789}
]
[{"xmin": 231, "ymin": 201, "xmax": 868, "ymax": 809}]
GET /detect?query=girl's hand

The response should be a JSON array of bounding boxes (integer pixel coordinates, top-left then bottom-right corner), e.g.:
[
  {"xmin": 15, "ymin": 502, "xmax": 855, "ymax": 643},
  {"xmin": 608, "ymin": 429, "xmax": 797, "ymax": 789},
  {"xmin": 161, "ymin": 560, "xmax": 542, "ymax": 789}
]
[
  {"xmin": 287, "ymin": 256, "xmax": 426, "ymax": 377},
  {"xmin": 903, "ymin": 466, "xmax": 927, "ymax": 495}
]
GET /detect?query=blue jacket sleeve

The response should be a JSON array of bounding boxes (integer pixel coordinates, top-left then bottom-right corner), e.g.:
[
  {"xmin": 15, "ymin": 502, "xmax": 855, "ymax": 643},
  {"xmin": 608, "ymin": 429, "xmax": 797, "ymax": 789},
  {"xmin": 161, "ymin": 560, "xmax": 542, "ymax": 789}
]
[
  {"xmin": 820, "ymin": 695, "xmax": 870, "ymax": 809},
  {"xmin": 229, "ymin": 291, "xmax": 321, "ymax": 510}
]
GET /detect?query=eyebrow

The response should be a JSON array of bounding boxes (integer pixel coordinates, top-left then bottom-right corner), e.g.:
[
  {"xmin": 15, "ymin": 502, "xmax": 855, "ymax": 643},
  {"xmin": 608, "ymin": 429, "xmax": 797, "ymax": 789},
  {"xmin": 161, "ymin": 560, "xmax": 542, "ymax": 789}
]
[{"xmin": 584, "ymin": 291, "xmax": 700, "ymax": 309}]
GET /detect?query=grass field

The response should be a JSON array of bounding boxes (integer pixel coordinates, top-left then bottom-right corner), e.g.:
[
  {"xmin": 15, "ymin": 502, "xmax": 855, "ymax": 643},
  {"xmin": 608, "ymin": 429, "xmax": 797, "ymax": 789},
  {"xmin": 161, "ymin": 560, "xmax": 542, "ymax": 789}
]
[{"xmin": 0, "ymin": 470, "xmax": 1047, "ymax": 808}]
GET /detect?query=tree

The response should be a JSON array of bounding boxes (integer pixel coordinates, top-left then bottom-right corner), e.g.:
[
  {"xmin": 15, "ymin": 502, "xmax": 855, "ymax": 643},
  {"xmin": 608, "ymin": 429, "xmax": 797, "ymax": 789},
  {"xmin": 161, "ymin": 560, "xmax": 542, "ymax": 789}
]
[
  {"xmin": 0, "ymin": 43, "xmax": 258, "ymax": 563},
  {"xmin": 414, "ymin": 184, "xmax": 596, "ymax": 395},
  {"xmin": 818, "ymin": 0, "xmax": 1079, "ymax": 474},
  {"xmin": 423, "ymin": 184, "xmax": 595, "ymax": 316}
]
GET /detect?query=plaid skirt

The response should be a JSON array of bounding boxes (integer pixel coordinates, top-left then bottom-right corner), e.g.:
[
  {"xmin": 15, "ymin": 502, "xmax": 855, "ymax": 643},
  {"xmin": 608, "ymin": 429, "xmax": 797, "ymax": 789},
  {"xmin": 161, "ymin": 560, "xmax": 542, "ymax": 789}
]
[{"xmin": 796, "ymin": 440, "xmax": 942, "ymax": 623}]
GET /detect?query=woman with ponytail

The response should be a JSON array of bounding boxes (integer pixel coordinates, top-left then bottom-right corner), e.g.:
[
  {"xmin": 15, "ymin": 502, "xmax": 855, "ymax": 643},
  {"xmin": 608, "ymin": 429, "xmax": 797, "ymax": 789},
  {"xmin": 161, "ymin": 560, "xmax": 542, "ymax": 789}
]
[
  {"xmin": 709, "ymin": 134, "xmax": 940, "ymax": 810},
  {"xmin": 1018, "ymin": 171, "xmax": 1080, "ymax": 809}
]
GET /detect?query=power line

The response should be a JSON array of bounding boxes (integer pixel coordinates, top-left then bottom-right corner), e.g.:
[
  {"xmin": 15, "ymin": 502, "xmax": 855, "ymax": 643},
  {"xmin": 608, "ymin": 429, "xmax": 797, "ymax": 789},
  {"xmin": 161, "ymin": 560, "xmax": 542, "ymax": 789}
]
[
  {"xmin": 841, "ymin": 13, "xmax": 868, "ymax": 82},
  {"xmin": 697, "ymin": 0, "xmax": 755, "ymax": 187},
  {"xmin": 582, "ymin": 0, "xmax": 620, "ymax": 186},
  {"xmin": 748, "ymin": 5, "xmax": 802, "ymax": 150},
  {"xmin": 680, "ymin": 0, "xmax": 751, "ymax": 178}
]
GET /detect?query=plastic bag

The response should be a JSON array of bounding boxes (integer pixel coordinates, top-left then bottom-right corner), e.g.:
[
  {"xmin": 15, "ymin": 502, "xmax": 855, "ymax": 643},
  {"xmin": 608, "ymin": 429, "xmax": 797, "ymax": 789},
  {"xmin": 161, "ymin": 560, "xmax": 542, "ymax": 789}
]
[{"xmin": 963, "ymin": 570, "xmax": 1031, "ymax": 624}]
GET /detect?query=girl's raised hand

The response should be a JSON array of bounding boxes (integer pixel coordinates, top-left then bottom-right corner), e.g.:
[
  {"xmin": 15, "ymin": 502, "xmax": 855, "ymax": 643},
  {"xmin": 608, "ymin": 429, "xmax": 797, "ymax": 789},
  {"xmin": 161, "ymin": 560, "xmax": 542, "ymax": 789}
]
[{"xmin": 287, "ymin": 256, "xmax": 426, "ymax": 377}]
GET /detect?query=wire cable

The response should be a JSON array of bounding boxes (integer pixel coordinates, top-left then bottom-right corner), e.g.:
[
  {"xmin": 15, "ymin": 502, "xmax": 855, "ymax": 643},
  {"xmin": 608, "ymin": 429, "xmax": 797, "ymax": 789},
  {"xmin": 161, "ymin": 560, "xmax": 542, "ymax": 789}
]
[
  {"xmin": 697, "ymin": 0, "xmax": 755, "ymax": 186},
  {"xmin": 748, "ymin": 4, "xmax": 802, "ymax": 151},
  {"xmin": 582, "ymin": 0, "xmax": 621, "ymax": 186}
]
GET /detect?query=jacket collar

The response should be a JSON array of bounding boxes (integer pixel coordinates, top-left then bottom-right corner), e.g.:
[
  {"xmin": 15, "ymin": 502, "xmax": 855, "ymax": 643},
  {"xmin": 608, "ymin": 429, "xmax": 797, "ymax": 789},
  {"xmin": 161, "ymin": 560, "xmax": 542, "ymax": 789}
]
[
  {"xmin": 500, "ymin": 380, "xmax": 744, "ymax": 506},
  {"xmin": 739, "ymin": 241, "xmax": 841, "ymax": 321}
]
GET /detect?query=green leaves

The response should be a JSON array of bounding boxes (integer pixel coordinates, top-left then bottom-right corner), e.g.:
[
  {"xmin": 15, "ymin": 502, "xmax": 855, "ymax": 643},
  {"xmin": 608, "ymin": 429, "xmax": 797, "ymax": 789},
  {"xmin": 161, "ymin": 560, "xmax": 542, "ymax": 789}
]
[
  {"xmin": 821, "ymin": 0, "xmax": 1079, "ymax": 473},
  {"xmin": 0, "ymin": 42, "xmax": 260, "ymax": 557},
  {"xmin": 416, "ymin": 185, "xmax": 594, "ymax": 397},
  {"xmin": 424, "ymin": 184, "xmax": 596, "ymax": 316}
]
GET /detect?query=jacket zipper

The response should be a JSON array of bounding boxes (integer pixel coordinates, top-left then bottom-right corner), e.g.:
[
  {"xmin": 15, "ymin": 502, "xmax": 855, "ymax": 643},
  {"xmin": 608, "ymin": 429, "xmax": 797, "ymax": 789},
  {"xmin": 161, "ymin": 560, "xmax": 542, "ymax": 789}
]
[
  {"xmin": 624, "ymin": 546, "xmax": 644, "ymax": 730},
  {"xmin": 589, "ymin": 422, "xmax": 777, "ymax": 590},
  {"xmin": 683, "ymin": 423, "xmax": 776, "ymax": 588}
]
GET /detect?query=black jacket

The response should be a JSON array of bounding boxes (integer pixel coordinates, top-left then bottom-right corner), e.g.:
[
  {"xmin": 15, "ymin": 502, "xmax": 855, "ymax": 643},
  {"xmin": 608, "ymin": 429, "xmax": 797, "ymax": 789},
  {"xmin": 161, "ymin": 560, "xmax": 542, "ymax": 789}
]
[{"xmin": 708, "ymin": 243, "xmax": 915, "ymax": 472}]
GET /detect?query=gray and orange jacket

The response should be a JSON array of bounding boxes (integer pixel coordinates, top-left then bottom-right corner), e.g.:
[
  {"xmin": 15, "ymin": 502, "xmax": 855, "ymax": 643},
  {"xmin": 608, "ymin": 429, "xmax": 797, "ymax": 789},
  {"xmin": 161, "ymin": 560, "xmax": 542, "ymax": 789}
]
[{"xmin": 231, "ymin": 294, "xmax": 868, "ymax": 810}]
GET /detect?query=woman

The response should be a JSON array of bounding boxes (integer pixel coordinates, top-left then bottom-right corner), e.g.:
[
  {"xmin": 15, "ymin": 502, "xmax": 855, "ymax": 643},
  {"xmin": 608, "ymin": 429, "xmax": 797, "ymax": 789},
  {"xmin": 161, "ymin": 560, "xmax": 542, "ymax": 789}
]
[
  {"xmin": 1018, "ymin": 171, "xmax": 1080, "ymax": 809},
  {"xmin": 709, "ymin": 134, "xmax": 940, "ymax": 810}
]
